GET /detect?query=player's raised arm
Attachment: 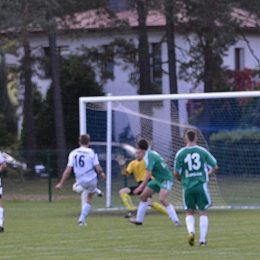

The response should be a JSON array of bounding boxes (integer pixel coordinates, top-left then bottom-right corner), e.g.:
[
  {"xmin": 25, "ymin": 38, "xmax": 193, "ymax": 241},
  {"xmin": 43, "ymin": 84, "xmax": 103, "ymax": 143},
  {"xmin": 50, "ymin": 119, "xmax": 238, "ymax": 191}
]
[{"xmin": 55, "ymin": 166, "xmax": 73, "ymax": 189}]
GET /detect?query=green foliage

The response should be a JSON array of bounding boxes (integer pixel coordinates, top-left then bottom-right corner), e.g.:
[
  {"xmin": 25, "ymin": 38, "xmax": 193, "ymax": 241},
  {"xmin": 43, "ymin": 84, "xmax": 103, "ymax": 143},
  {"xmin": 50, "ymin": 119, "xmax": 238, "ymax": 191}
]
[
  {"xmin": 0, "ymin": 54, "xmax": 17, "ymax": 138},
  {"xmin": 177, "ymin": 0, "xmax": 240, "ymax": 91},
  {"xmin": 0, "ymin": 53, "xmax": 17, "ymax": 147},
  {"xmin": 118, "ymin": 125, "xmax": 136, "ymax": 145},
  {"xmin": 210, "ymin": 130, "xmax": 260, "ymax": 175},
  {"xmin": 188, "ymin": 98, "xmax": 242, "ymax": 133},
  {"xmin": 0, "ymin": 114, "xmax": 16, "ymax": 147},
  {"xmin": 4, "ymin": 166, "xmax": 27, "ymax": 180},
  {"xmin": 35, "ymin": 55, "xmax": 104, "ymax": 149},
  {"xmin": 240, "ymin": 97, "xmax": 260, "ymax": 128}
]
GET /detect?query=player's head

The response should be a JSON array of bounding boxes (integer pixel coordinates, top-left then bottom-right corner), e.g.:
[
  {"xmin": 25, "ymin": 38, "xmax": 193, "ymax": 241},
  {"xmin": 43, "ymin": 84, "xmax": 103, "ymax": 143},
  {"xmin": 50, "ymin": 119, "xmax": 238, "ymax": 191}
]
[
  {"xmin": 135, "ymin": 148, "xmax": 143, "ymax": 161},
  {"xmin": 185, "ymin": 129, "xmax": 197, "ymax": 143},
  {"xmin": 137, "ymin": 139, "xmax": 149, "ymax": 151},
  {"xmin": 79, "ymin": 134, "xmax": 90, "ymax": 146}
]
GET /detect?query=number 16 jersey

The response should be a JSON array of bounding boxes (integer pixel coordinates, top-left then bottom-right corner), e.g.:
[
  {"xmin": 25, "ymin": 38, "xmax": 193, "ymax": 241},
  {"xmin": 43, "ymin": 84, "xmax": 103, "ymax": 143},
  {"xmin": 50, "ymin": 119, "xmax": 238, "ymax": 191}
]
[
  {"xmin": 174, "ymin": 145, "xmax": 217, "ymax": 190},
  {"xmin": 67, "ymin": 146, "xmax": 100, "ymax": 182}
]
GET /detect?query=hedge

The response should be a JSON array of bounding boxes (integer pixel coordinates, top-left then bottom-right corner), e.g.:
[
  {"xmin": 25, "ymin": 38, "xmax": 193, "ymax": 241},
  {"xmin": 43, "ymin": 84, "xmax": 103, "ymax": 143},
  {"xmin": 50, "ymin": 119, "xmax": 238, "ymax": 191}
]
[{"xmin": 210, "ymin": 130, "xmax": 260, "ymax": 175}]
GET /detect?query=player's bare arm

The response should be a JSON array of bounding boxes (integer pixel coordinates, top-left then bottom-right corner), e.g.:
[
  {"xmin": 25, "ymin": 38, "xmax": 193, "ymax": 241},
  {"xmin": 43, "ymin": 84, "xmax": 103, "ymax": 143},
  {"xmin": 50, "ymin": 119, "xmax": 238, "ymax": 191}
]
[
  {"xmin": 95, "ymin": 164, "xmax": 106, "ymax": 180},
  {"xmin": 208, "ymin": 165, "xmax": 218, "ymax": 177},
  {"xmin": 133, "ymin": 170, "xmax": 152, "ymax": 194},
  {"xmin": 121, "ymin": 168, "xmax": 130, "ymax": 177},
  {"xmin": 55, "ymin": 166, "xmax": 72, "ymax": 189},
  {"xmin": 0, "ymin": 161, "xmax": 7, "ymax": 173},
  {"xmin": 173, "ymin": 171, "xmax": 181, "ymax": 181}
]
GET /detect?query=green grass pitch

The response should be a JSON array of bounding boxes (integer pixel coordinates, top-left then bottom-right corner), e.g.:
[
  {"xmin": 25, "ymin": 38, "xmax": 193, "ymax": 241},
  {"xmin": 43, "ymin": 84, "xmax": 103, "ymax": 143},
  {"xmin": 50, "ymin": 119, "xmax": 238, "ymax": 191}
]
[{"xmin": 2, "ymin": 199, "xmax": 260, "ymax": 260}]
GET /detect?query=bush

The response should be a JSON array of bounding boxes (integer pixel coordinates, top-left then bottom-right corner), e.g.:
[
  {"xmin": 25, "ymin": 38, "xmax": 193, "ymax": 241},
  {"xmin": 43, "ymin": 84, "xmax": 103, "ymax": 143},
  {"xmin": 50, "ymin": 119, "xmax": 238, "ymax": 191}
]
[
  {"xmin": 4, "ymin": 167, "xmax": 27, "ymax": 180},
  {"xmin": 210, "ymin": 130, "xmax": 260, "ymax": 175}
]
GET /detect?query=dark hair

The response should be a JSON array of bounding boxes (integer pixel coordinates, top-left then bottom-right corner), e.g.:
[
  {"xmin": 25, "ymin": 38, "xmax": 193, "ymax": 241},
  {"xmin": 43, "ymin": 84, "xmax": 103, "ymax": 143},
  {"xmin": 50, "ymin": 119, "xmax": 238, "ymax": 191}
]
[
  {"xmin": 186, "ymin": 130, "xmax": 196, "ymax": 142},
  {"xmin": 79, "ymin": 134, "xmax": 90, "ymax": 145},
  {"xmin": 137, "ymin": 139, "xmax": 149, "ymax": 150}
]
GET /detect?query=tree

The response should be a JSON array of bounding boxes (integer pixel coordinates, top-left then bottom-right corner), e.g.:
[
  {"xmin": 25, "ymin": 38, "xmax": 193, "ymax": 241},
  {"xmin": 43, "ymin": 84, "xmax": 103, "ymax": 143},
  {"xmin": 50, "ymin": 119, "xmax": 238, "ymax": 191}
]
[
  {"xmin": 0, "ymin": 0, "xmax": 110, "ymax": 176},
  {"xmin": 0, "ymin": 44, "xmax": 17, "ymax": 140},
  {"xmin": 235, "ymin": 0, "xmax": 260, "ymax": 67},
  {"xmin": 177, "ymin": 0, "xmax": 240, "ymax": 92},
  {"xmin": 176, "ymin": 0, "xmax": 241, "ymax": 139},
  {"xmin": 162, "ymin": 0, "xmax": 181, "ymax": 153},
  {"xmin": 187, "ymin": 68, "xmax": 260, "ymax": 134},
  {"xmin": 35, "ymin": 55, "xmax": 104, "ymax": 149},
  {"xmin": 135, "ymin": 0, "xmax": 153, "ymax": 139},
  {"xmin": 46, "ymin": 5, "xmax": 67, "ymax": 177}
]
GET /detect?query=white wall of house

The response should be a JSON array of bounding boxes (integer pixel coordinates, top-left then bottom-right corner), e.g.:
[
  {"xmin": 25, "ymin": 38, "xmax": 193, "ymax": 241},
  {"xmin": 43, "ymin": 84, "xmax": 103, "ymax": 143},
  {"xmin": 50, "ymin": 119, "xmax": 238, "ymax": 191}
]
[
  {"xmin": 6, "ymin": 25, "xmax": 260, "ymax": 140},
  {"xmin": 223, "ymin": 33, "xmax": 260, "ymax": 70},
  {"xmin": 12, "ymin": 29, "xmax": 260, "ymax": 98}
]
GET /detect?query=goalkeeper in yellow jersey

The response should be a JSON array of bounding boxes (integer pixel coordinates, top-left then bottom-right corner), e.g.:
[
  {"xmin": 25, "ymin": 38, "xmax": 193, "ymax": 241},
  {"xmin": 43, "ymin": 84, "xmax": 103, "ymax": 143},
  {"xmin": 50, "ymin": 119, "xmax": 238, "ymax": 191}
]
[{"xmin": 119, "ymin": 149, "xmax": 168, "ymax": 218}]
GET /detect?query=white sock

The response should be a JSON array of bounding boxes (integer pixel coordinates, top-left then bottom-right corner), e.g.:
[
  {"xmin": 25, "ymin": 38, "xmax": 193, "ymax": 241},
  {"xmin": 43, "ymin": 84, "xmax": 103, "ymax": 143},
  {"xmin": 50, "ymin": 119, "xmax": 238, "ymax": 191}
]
[
  {"xmin": 81, "ymin": 191, "xmax": 87, "ymax": 210},
  {"xmin": 199, "ymin": 215, "xmax": 208, "ymax": 243},
  {"xmin": 0, "ymin": 207, "xmax": 4, "ymax": 227},
  {"xmin": 166, "ymin": 204, "xmax": 180, "ymax": 223},
  {"xmin": 94, "ymin": 188, "xmax": 102, "ymax": 195},
  {"xmin": 78, "ymin": 203, "xmax": 91, "ymax": 223},
  {"xmin": 136, "ymin": 201, "xmax": 148, "ymax": 223},
  {"xmin": 185, "ymin": 215, "xmax": 195, "ymax": 234}
]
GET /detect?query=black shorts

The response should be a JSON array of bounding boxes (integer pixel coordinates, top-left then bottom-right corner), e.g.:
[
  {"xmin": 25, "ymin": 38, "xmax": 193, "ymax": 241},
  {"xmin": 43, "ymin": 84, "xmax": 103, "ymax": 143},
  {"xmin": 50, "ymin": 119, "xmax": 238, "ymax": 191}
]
[
  {"xmin": 129, "ymin": 181, "xmax": 143, "ymax": 195},
  {"xmin": 128, "ymin": 180, "xmax": 152, "ymax": 196}
]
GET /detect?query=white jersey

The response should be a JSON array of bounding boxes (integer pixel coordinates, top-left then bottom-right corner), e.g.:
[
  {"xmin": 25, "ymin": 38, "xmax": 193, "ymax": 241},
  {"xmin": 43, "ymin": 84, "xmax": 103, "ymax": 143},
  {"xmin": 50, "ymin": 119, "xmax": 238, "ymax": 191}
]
[
  {"xmin": 67, "ymin": 146, "xmax": 100, "ymax": 183},
  {"xmin": 0, "ymin": 152, "xmax": 5, "ymax": 191},
  {"xmin": 0, "ymin": 152, "xmax": 5, "ymax": 164}
]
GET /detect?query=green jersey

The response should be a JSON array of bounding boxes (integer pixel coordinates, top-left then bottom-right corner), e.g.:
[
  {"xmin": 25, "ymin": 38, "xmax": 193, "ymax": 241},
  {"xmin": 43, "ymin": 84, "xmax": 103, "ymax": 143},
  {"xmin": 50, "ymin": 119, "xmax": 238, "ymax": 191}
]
[
  {"xmin": 174, "ymin": 145, "xmax": 217, "ymax": 190},
  {"xmin": 144, "ymin": 150, "xmax": 173, "ymax": 182}
]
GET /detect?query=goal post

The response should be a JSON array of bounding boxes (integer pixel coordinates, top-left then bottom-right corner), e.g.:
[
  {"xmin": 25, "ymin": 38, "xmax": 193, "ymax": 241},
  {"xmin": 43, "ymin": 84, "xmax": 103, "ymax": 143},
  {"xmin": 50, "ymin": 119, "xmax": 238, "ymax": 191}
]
[{"xmin": 79, "ymin": 91, "xmax": 260, "ymax": 209}]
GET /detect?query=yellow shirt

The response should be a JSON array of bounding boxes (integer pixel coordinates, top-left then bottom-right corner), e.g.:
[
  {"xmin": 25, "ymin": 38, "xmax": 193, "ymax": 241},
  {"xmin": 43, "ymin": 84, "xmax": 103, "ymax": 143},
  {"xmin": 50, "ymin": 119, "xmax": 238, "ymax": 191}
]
[{"xmin": 122, "ymin": 159, "xmax": 146, "ymax": 183}]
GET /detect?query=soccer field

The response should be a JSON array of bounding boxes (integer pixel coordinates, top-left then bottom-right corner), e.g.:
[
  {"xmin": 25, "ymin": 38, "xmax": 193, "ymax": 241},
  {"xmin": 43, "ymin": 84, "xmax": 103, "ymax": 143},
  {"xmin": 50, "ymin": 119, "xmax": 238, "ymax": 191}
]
[{"xmin": 2, "ymin": 199, "xmax": 260, "ymax": 260}]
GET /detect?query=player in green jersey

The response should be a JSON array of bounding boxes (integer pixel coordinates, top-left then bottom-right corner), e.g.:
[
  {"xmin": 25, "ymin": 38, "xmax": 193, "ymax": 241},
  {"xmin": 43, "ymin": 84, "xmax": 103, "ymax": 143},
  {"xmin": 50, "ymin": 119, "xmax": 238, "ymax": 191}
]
[
  {"xmin": 174, "ymin": 129, "xmax": 218, "ymax": 246},
  {"xmin": 128, "ymin": 139, "xmax": 181, "ymax": 226}
]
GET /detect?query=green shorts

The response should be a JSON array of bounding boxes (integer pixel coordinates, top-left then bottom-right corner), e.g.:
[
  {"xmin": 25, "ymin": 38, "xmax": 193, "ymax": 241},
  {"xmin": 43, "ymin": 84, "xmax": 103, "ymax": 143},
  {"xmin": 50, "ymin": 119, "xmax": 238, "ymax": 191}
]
[
  {"xmin": 147, "ymin": 179, "xmax": 173, "ymax": 193},
  {"xmin": 183, "ymin": 182, "xmax": 212, "ymax": 211}
]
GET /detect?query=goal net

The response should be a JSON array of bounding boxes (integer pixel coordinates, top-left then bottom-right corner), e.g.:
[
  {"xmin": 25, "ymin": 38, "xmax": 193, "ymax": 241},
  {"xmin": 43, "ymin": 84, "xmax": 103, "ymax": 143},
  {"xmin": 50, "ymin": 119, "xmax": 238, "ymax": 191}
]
[{"xmin": 79, "ymin": 91, "xmax": 260, "ymax": 209}]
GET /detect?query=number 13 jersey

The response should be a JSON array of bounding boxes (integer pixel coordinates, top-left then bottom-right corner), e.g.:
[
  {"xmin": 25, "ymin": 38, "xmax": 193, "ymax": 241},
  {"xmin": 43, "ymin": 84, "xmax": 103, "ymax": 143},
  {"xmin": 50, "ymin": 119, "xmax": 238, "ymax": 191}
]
[{"xmin": 174, "ymin": 145, "xmax": 217, "ymax": 190}]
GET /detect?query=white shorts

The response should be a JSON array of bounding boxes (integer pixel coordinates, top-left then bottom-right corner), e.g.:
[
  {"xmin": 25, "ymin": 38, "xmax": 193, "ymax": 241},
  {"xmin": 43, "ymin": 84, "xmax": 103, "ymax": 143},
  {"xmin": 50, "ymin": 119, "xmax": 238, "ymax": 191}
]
[{"xmin": 78, "ymin": 177, "xmax": 98, "ymax": 193}]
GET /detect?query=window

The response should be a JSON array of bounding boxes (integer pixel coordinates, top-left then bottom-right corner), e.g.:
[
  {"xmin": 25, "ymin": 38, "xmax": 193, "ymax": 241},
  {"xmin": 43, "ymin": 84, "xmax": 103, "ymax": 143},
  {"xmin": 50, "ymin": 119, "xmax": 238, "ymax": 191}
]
[
  {"xmin": 235, "ymin": 48, "xmax": 245, "ymax": 70},
  {"xmin": 151, "ymin": 43, "xmax": 162, "ymax": 94},
  {"xmin": 103, "ymin": 45, "xmax": 114, "ymax": 76},
  {"xmin": 109, "ymin": 0, "xmax": 128, "ymax": 11}
]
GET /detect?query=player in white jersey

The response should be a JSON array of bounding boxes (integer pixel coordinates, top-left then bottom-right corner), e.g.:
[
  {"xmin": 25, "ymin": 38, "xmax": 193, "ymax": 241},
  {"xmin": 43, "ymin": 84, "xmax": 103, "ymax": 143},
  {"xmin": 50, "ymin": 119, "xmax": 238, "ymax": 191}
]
[
  {"xmin": 56, "ymin": 134, "xmax": 106, "ymax": 226},
  {"xmin": 0, "ymin": 151, "xmax": 7, "ymax": 232}
]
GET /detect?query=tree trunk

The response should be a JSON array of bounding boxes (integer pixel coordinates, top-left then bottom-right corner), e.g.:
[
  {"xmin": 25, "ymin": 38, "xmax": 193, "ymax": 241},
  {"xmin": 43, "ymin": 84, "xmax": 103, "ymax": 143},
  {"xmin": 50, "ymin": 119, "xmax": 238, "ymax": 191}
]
[
  {"xmin": 47, "ymin": 7, "xmax": 67, "ymax": 177},
  {"xmin": 164, "ymin": 0, "xmax": 180, "ymax": 153},
  {"xmin": 202, "ymin": 40, "xmax": 214, "ymax": 140},
  {"xmin": 137, "ymin": 0, "xmax": 153, "ymax": 139},
  {"xmin": 22, "ymin": 32, "xmax": 36, "ymax": 178},
  {"xmin": 137, "ymin": 0, "xmax": 151, "ymax": 95}
]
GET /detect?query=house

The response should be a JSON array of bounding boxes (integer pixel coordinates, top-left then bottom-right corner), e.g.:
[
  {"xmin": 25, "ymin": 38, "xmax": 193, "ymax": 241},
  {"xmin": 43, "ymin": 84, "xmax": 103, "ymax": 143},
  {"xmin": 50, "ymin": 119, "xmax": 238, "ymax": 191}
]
[{"xmin": 5, "ymin": 7, "xmax": 260, "ymax": 142}]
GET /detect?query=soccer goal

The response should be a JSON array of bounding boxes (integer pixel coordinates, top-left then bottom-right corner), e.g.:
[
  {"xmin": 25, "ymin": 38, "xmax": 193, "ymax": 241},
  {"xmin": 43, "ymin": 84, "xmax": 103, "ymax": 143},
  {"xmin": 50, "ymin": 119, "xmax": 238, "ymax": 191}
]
[{"xmin": 79, "ymin": 91, "xmax": 260, "ymax": 209}]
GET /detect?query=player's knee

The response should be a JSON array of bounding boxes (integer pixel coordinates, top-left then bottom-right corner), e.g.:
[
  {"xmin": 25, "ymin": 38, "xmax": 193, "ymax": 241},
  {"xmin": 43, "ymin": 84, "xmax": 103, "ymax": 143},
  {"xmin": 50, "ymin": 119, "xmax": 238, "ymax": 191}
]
[
  {"xmin": 119, "ymin": 187, "xmax": 130, "ymax": 194},
  {"xmin": 147, "ymin": 198, "xmax": 153, "ymax": 206},
  {"xmin": 140, "ymin": 193, "xmax": 148, "ymax": 202},
  {"xmin": 159, "ymin": 197, "xmax": 168, "ymax": 206}
]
